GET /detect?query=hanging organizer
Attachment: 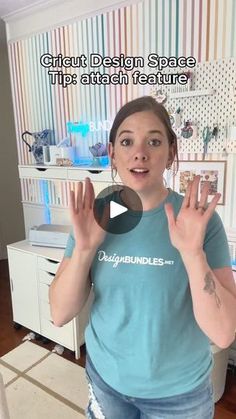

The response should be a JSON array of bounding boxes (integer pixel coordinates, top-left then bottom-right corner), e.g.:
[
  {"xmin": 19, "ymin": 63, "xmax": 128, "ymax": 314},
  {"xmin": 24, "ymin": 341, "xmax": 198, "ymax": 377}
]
[{"xmin": 152, "ymin": 58, "xmax": 236, "ymax": 154}]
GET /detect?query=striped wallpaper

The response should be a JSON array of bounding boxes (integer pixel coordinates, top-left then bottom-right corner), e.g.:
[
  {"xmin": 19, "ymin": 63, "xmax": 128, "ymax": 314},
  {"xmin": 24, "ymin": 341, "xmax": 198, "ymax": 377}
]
[{"xmin": 8, "ymin": 0, "xmax": 236, "ymax": 229}]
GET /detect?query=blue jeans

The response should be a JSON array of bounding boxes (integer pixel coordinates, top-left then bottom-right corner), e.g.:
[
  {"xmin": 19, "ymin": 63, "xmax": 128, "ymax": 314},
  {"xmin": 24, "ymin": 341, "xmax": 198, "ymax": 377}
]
[{"xmin": 85, "ymin": 352, "xmax": 215, "ymax": 419}]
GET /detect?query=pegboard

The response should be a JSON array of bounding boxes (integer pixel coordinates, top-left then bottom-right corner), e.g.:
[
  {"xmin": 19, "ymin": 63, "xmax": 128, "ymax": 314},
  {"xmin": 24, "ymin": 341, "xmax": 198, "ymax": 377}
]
[{"xmin": 151, "ymin": 58, "xmax": 236, "ymax": 154}]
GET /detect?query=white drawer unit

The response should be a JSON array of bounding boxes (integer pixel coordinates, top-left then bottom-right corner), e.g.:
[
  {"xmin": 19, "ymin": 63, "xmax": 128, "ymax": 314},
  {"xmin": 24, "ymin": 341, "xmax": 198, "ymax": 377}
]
[
  {"xmin": 18, "ymin": 165, "xmax": 67, "ymax": 180},
  {"xmin": 7, "ymin": 247, "xmax": 40, "ymax": 334},
  {"xmin": 40, "ymin": 317, "xmax": 74, "ymax": 350},
  {"xmin": 39, "ymin": 300, "xmax": 74, "ymax": 350},
  {"xmin": 67, "ymin": 167, "xmax": 114, "ymax": 182},
  {"xmin": 37, "ymin": 256, "xmax": 60, "ymax": 274},
  {"xmin": 39, "ymin": 282, "xmax": 50, "ymax": 303},
  {"xmin": 38, "ymin": 269, "xmax": 55, "ymax": 285},
  {"xmin": 40, "ymin": 299, "xmax": 53, "ymax": 321},
  {"xmin": 7, "ymin": 240, "xmax": 93, "ymax": 359},
  {"xmin": 18, "ymin": 164, "xmax": 122, "ymax": 183}
]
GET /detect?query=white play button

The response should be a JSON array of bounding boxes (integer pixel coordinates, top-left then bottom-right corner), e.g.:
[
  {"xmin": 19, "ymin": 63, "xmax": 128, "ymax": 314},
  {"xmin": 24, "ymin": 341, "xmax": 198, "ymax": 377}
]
[
  {"xmin": 110, "ymin": 200, "xmax": 128, "ymax": 219},
  {"xmin": 93, "ymin": 185, "xmax": 143, "ymax": 234}
]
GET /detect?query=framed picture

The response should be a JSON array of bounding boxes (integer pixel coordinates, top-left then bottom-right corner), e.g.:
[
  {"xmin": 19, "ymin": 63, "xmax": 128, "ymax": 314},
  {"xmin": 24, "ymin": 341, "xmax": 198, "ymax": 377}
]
[{"xmin": 173, "ymin": 160, "xmax": 227, "ymax": 205}]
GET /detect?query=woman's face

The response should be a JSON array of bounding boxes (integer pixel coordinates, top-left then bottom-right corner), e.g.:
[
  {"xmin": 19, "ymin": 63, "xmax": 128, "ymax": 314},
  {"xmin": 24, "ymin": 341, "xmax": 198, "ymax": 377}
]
[{"xmin": 109, "ymin": 111, "xmax": 174, "ymax": 195}]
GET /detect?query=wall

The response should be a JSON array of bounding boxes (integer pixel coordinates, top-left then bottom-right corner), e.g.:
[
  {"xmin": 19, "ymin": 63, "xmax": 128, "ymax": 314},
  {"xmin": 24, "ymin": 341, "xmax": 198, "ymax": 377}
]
[
  {"xmin": 4, "ymin": 0, "xmax": 137, "ymax": 42},
  {"xmin": 3, "ymin": 0, "xmax": 236, "ymax": 231},
  {"xmin": 0, "ymin": 19, "xmax": 24, "ymax": 259}
]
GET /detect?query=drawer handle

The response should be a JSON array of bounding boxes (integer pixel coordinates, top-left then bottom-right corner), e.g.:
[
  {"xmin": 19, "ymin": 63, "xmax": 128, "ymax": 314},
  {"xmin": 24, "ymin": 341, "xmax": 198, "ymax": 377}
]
[
  {"xmin": 46, "ymin": 259, "xmax": 59, "ymax": 264},
  {"xmin": 46, "ymin": 271, "xmax": 55, "ymax": 277},
  {"xmin": 36, "ymin": 168, "xmax": 47, "ymax": 171},
  {"xmin": 88, "ymin": 170, "xmax": 102, "ymax": 174}
]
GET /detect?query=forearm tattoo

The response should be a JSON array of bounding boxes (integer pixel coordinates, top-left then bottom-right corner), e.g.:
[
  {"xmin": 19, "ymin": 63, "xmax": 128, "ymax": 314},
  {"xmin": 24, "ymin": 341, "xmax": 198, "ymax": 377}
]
[{"xmin": 203, "ymin": 272, "xmax": 221, "ymax": 308}]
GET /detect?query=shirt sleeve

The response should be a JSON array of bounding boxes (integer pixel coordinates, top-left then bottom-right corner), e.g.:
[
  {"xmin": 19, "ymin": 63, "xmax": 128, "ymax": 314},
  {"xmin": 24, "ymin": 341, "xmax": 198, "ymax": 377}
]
[
  {"xmin": 203, "ymin": 211, "xmax": 231, "ymax": 269},
  {"xmin": 64, "ymin": 231, "xmax": 75, "ymax": 258}
]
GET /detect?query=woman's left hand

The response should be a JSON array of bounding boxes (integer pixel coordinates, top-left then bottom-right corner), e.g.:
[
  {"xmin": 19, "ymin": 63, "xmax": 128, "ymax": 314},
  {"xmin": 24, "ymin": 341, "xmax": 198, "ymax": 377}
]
[{"xmin": 164, "ymin": 175, "xmax": 221, "ymax": 256}]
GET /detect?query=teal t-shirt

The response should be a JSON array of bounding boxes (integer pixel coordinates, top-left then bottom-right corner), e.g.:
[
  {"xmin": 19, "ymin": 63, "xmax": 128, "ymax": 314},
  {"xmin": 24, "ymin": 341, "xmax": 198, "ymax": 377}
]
[{"xmin": 64, "ymin": 189, "xmax": 231, "ymax": 398}]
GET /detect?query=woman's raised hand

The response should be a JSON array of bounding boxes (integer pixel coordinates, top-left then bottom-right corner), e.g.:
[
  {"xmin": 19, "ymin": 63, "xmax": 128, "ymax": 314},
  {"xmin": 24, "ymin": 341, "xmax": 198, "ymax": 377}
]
[
  {"xmin": 69, "ymin": 177, "xmax": 108, "ymax": 251},
  {"xmin": 164, "ymin": 175, "xmax": 221, "ymax": 256}
]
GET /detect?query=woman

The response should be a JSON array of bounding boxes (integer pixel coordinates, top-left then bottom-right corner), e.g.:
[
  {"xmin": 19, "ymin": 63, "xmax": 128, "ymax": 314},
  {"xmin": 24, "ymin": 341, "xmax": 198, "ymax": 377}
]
[{"xmin": 49, "ymin": 96, "xmax": 236, "ymax": 419}]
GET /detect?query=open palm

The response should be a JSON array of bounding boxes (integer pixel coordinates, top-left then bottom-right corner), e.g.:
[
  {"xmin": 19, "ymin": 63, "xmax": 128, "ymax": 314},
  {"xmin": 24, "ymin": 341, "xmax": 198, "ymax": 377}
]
[
  {"xmin": 164, "ymin": 175, "xmax": 221, "ymax": 255},
  {"xmin": 69, "ymin": 178, "xmax": 108, "ymax": 251}
]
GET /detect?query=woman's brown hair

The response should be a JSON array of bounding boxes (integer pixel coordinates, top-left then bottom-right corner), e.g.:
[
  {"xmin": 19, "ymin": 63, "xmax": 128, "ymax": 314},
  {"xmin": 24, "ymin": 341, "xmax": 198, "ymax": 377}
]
[{"xmin": 109, "ymin": 96, "xmax": 179, "ymax": 174}]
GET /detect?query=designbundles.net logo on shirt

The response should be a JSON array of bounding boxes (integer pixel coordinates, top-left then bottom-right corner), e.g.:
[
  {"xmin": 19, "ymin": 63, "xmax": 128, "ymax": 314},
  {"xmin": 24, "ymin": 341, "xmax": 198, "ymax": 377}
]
[{"xmin": 97, "ymin": 250, "xmax": 174, "ymax": 268}]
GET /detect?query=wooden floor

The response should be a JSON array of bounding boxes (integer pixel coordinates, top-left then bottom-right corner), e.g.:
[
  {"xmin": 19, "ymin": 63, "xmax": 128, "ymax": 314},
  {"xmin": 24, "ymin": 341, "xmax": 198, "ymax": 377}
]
[{"xmin": 1, "ymin": 259, "xmax": 236, "ymax": 418}]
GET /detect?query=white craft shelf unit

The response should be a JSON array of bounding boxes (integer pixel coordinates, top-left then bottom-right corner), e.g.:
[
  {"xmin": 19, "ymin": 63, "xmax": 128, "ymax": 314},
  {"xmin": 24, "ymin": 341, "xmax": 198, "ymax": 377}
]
[
  {"xmin": 18, "ymin": 164, "xmax": 118, "ymax": 182},
  {"xmin": 18, "ymin": 164, "xmax": 122, "ymax": 237}
]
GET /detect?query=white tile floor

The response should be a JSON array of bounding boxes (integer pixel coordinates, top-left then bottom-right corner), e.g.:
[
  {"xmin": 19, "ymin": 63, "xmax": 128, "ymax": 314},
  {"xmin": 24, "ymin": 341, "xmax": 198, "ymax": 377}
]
[{"xmin": 0, "ymin": 342, "xmax": 88, "ymax": 419}]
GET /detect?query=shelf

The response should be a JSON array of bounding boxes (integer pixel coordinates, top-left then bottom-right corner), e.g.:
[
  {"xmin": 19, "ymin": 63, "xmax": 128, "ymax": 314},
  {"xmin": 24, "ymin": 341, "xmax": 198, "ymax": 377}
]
[
  {"xmin": 169, "ymin": 89, "xmax": 215, "ymax": 99},
  {"xmin": 7, "ymin": 240, "xmax": 64, "ymax": 261},
  {"xmin": 67, "ymin": 167, "xmax": 111, "ymax": 182},
  {"xmin": 19, "ymin": 164, "xmax": 111, "ymax": 171},
  {"xmin": 18, "ymin": 164, "xmax": 121, "ymax": 183},
  {"xmin": 18, "ymin": 165, "xmax": 68, "ymax": 180}
]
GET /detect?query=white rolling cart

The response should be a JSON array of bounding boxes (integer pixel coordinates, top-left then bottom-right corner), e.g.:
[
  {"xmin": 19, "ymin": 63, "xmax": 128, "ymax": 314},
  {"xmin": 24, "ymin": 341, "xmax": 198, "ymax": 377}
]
[
  {"xmin": 7, "ymin": 239, "xmax": 94, "ymax": 360},
  {"xmin": 210, "ymin": 230, "xmax": 236, "ymax": 402},
  {"xmin": 7, "ymin": 165, "xmax": 119, "ymax": 359}
]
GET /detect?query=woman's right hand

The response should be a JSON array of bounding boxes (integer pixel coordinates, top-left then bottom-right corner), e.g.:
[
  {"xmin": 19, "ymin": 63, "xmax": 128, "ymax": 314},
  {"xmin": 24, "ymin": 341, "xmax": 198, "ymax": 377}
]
[{"xmin": 69, "ymin": 177, "xmax": 108, "ymax": 252}]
